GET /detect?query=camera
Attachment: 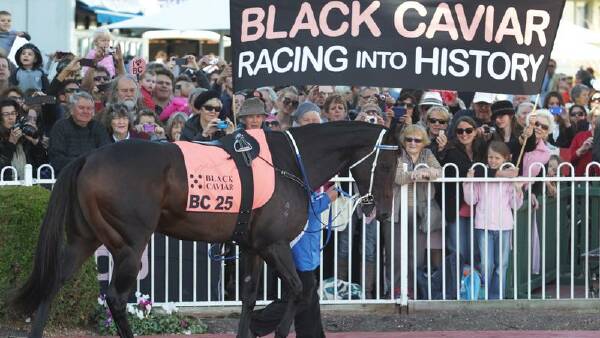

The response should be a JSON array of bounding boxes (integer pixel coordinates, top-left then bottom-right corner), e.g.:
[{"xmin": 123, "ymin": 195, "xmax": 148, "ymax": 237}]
[
  {"xmin": 106, "ymin": 47, "xmax": 116, "ymax": 55},
  {"xmin": 216, "ymin": 120, "xmax": 228, "ymax": 129},
  {"xmin": 483, "ymin": 125, "xmax": 496, "ymax": 134},
  {"xmin": 143, "ymin": 123, "xmax": 156, "ymax": 134},
  {"xmin": 13, "ymin": 117, "xmax": 39, "ymax": 138},
  {"xmin": 366, "ymin": 116, "xmax": 377, "ymax": 124}
]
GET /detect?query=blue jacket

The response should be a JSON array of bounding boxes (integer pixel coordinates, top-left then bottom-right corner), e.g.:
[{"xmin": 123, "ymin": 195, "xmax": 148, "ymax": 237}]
[{"xmin": 292, "ymin": 193, "xmax": 331, "ymax": 272}]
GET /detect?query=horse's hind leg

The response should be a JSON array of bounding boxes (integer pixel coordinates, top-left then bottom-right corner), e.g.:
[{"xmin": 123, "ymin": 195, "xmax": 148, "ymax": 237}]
[
  {"xmin": 105, "ymin": 245, "xmax": 144, "ymax": 338},
  {"xmin": 261, "ymin": 241, "xmax": 302, "ymax": 338},
  {"xmin": 237, "ymin": 251, "xmax": 262, "ymax": 338},
  {"xmin": 30, "ymin": 236, "xmax": 99, "ymax": 338}
]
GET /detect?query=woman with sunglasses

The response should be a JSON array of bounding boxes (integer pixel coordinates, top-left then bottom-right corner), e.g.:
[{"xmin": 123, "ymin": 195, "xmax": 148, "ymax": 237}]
[
  {"xmin": 274, "ymin": 86, "xmax": 299, "ymax": 131},
  {"xmin": 425, "ymin": 106, "xmax": 450, "ymax": 160},
  {"xmin": 440, "ymin": 116, "xmax": 488, "ymax": 295},
  {"xmin": 393, "ymin": 124, "xmax": 442, "ymax": 297},
  {"xmin": 180, "ymin": 90, "xmax": 234, "ymax": 141},
  {"xmin": 0, "ymin": 98, "xmax": 46, "ymax": 181},
  {"xmin": 569, "ymin": 104, "xmax": 590, "ymax": 132}
]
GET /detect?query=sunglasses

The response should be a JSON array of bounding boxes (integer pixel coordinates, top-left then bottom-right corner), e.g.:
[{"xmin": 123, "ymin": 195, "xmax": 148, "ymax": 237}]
[
  {"xmin": 571, "ymin": 111, "xmax": 586, "ymax": 117},
  {"xmin": 456, "ymin": 127, "xmax": 475, "ymax": 135},
  {"xmin": 265, "ymin": 121, "xmax": 280, "ymax": 128},
  {"xmin": 203, "ymin": 105, "xmax": 222, "ymax": 112},
  {"xmin": 175, "ymin": 84, "xmax": 182, "ymax": 90},
  {"xmin": 8, "ymin": 96, "xmax": 23, "ymax": 101},
  {"xmin": 404, "ymin": 137, "xmax": 423, "ymax": 144},
  {"xmin": 64, "ymin": 88, "xmax": 80, "ymax": 94},
  {"xmin": 283, "ymin": 97, "xmax": 298, "ymax": 107},
  {"xmin": 428, "ymin": 118, "xmax": 448, "ymax": 125},
  {"xmin": 94, "ymin": 76, "xmax": 109, "ymax": 82},
  {"xmin": 591, "ymin": 97, "xmax": 600, "ymax": 103},
  {"xmin": 535, "ymin": 121, "xmax": 549, "ymax": 131}
]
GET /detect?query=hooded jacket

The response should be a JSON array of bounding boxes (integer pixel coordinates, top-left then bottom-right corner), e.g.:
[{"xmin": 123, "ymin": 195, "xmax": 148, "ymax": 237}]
[{"xmin": 10, "ymin": 43, "xmax": 49, "ymax": 92}]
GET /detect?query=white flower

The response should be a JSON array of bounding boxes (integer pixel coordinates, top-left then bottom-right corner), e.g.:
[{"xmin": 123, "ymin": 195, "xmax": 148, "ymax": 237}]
[
  {"xmin": 135, "ymin": 291, "xmax": 142, "ymax": 298},
  {"xmin": 97, "ymin": 297, "xmax": 105, "ymax": 306},
  {"xmin": 136, "ymin": 309, "xmax": 144, "ymax": 320},
  {"xmin": 184, "ymin": 330, "xmax": 191, "ymax": 335},
  {"xmin": 162, "ymin": 302, "xmax": 178, "ymax": 315},
  {"xmin": 127, "ymin": 304, "xmax": 136, "ymax": 315},
  {"xmin": 145, "ymin": 304, "xmax": 152, "ymax": 312},
  {"xmin": 142, "ymin": 293, "xmax": 150, "ymax": 301}
]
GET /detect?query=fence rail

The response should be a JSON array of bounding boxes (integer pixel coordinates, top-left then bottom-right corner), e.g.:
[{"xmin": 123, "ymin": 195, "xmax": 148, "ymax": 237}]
[{"xmin": 3, "ymin": 162, "xmax": 600, "ymax": 308}]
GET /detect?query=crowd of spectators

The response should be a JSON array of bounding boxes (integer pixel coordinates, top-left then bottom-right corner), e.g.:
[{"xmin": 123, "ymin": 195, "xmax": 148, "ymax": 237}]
[{"xmin": 1, "ymin": 10, "xmax": 600, "ymax": 301}]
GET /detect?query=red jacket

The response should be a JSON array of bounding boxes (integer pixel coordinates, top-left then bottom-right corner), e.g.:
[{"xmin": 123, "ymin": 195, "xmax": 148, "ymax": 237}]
[
  {"xmin": 569, "ymin": 130, "xmax": 599, "ymax": 176},
  {"xmin": 141, "ymin": 87, "xmax": 155, "ymax": 111}
]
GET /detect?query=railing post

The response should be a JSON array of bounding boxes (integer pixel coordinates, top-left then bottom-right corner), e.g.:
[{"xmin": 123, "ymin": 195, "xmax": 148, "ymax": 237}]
[
  {"xmin": 400, "ymin": 163, "xmax": 409, "ymax": 306},
  {"xmin": 24, "ymin": 164, "xmax": 33, "ymax": 187}
]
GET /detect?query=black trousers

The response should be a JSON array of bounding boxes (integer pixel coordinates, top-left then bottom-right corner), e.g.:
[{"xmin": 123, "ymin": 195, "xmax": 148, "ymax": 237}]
[{"xmin": 250, "ymin": 269, "xmax": 325, "ymax": 338}]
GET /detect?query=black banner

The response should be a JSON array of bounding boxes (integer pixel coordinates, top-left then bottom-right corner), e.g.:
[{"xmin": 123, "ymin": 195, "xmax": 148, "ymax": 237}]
[{"xmin": 231, "ymin": 0, "xmax": 566, "ymax": 94}]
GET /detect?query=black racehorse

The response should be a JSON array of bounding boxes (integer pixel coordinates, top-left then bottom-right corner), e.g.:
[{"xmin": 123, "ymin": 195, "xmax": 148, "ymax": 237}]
[{"xmin": 12, "ymin": 121, "xmax": 399, "ymax": 338}]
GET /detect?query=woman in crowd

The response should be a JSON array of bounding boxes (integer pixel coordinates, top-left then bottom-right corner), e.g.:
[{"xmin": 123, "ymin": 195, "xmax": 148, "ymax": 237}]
[
  {"xmin": 238, "ymin": 97, "xmax": 268, "ymax": 130},
  {"xmin": 292, "ymin": 102, "xmax": 322, "ymax": 127},
  {"xmin": 0, "ymin": 98, "xmax": 46, "ymax": 180},
  {"xmin": 570, "ymin": 107, "xmax": 600, "ymax": 176},
  {"xmin": 180, "ymin": 90, "xmax": 234, "ymax": 141},
  {"xmin": 515, "ymin": 102, "xmax": 534, "ymax": 129},
  {"xmin": 165, "ymin": 112, "xmax": 188, "ymax": 142},
  {"xmin": 393, "ymin": 124, "xmax": 442, "ymax": 298},
  {"xmin": 321, "ymin": 94, "xmax": 348, "ymax": 122},
  {"xmin": 543, "ymin": 91, "xmax": 576, "ymax": 149},
  {"xmin": 569, "ymin": 104, "xmax": 589, "ymax": 132},
  {"xmin": 274, "ymin": 86, "xmax": 299, "ymax": 130},
  {"xmin": 441, "ymin": 116, "xmax": 488, "ymax": 292},
  {"xmin": 102, "ymin": 103, "xmax": 150, "ymax": 142},
  {"xmin": 464, "ymin": 141, "xmax": 524, "ymax": 300},
  {"xmin": 489, "ymin": 100, "xmax": 537, "ymax": 172},
  {"xmin": 424, "ymin": 106, "xmax": 450, "ymax": 160}
]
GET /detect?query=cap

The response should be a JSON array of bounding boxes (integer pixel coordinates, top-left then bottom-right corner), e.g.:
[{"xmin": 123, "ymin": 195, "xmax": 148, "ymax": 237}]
[
  {"xmin": 419, "ymin": 91, "xmax": 444, "ymax": 107},
  {"xmin": 238, "ymin": 97, "xmax": 267, "ymax": 117},
  {"xmin": 472, "ymin": 92, "xmax": 495, "ymax": 104}
]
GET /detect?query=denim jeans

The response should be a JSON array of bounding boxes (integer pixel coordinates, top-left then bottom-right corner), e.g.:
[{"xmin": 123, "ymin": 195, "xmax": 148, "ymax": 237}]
[
  {"xmin": 338, "ymin": 217, "xmax": 377, "ymax": 263},
  {"xmin": 475, "ymin": 229, "xmax": 512, "ymax": 300},
  {"xmin": 447, "ymin": 217, "xmax": 475, "ymax": 263}
]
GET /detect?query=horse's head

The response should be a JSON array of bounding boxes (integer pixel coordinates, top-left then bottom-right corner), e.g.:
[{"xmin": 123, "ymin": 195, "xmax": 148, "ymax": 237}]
[{"xmin": 349, "ymin": 126, "xmax": 399, "ymax": 223}]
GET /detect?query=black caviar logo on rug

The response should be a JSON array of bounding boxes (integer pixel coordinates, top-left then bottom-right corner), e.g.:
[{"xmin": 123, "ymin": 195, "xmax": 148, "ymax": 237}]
[{"xmin": 188, "ymin": 173, "xmax": 235, "ymax": 210}]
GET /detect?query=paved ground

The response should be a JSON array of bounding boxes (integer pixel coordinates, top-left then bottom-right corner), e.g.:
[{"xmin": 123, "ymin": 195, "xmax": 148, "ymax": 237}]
[{"xmin": 53, "ymin": 332, "xmax": 600, "ymax": 338}]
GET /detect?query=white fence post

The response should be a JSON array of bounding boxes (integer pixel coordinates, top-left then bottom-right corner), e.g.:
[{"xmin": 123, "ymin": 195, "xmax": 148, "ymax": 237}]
[
  {"xmin": 24, "ymin": 164, "xmax": 33, "ymax": 187},
  {"xmin": 400, "ymin": 163, "xmax": 409, "ymax": 306}
]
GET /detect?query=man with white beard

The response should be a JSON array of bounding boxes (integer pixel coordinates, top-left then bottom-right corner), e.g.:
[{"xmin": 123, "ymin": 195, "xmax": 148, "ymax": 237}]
[{"xmin": 105, "ymin": 74, "xmax": 144, "ymax": 116}]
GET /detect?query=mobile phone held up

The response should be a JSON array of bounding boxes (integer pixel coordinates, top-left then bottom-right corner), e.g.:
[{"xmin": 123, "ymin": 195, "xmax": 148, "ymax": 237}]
[
  {"xmin": 392, "ymin": 106, "xmax": 406, "ymax": 119},
  {"xmin": 174, "ymin": 58, "xmax": 187, "ymax": 66},
  {"xmin": 549, "ymin": 107, "xmax": 562, "ymax": 116},
  {"xmin": 79, "ymin": 58, "xmax": 96, "ymax": 67}
]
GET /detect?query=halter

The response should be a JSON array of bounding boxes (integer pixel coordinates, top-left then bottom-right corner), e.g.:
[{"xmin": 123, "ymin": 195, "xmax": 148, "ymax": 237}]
[{"xmin": 284, "ymin": 128, "xmax": 398, "ymax": 210}]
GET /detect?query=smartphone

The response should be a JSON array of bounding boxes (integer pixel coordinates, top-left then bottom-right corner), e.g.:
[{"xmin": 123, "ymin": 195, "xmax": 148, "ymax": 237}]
[
  {"xmin": 25, "ymin": 95, "xmax": 56, "ymax": 106},
  {"xmin": 79, "ymin": 58, "xmax": 96, "ymax": 67},
  {"xmin": 143, "ymin": 123, "xmax": 156, "ymax": 133},
  {"xmin": 439, "ymin": 130, "xmax": 445, "ymax": 137},
  {"xmin": 318, "ymin": 86, "xmax": 334, "ymax": 93},
  {"xmin": 392, "ymin": 106, "xmax": 406, "ymax": 118},
  {"xmin": 55, "ymin": 51, "xmax": 72, "ymax": 59},
  {"xmin": 549, "ymin": 107, "xmax": 562, "ymax": 115},
  {"xmin": 174, "ymin": 58, "xmax": 187, "ymax": 66}
]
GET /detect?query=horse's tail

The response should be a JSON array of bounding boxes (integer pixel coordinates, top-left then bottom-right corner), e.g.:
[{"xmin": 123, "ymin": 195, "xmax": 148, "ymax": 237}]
[{"xmin": 11, "ymin": 156, "xmax": 87, "ymax": 315}]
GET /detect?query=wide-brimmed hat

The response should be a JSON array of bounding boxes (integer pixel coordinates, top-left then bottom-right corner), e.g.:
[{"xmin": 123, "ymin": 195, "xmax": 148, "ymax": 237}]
[
  {"xmin": 491, "ymin": 100, "xmax": 515, "ymax": 120},
  {"xmin": 419, "ymin": 91, "xmax": 444, "ymax": 107},
  {"xmin": 238, "ymin": 97, "xmax": 267, "ymax": 117}
]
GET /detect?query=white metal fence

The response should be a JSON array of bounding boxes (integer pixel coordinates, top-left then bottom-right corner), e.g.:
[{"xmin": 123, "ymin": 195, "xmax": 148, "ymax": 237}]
[{"xmin": 3, "ymin": 162, "xmax": 600, "ymax": 307}]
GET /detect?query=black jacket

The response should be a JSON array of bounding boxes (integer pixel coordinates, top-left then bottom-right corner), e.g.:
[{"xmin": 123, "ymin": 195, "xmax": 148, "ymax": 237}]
[
  {"xmin": 180, "ymin": 114, "xmax": 226, "ymax": 142},
  {"xmin": 48, "ymin": 118, "xmax": 110, "ymax": 173},
  {"xmin": 0, "ymin": 137, "xmax": 47, "ymax": 181},
  {"xmin": 593, "ymin": 123, "xmax": 600, "ymax": 163},
  {"xmin": 548, "ymin": 123, "xmax": 576, "ymax": 149}
]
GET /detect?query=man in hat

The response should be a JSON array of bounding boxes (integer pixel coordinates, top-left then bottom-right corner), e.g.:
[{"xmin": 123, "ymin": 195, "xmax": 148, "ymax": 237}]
[
  {"xmin": 417, "ymin": 91, "xmax": 444, "ymax": 125},
  {"xmin": 238, "ymin": 97, "xmax": 268, "ymax": 130},
  {"xmin": 449, "ymin": 92, "xmax": 495, "ymax": 138}
]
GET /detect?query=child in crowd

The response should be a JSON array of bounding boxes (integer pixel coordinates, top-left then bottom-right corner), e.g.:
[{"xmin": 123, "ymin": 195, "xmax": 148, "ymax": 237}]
[
  {"xmin": 0, "ymin": 10, "xmax": 30, "ymax": 56},
  {"xmin": 464, "ymin": 141, "xmax": 524, "ymax": 299},
  {"xmin": 139, "ymin": 69, "xmax": 157, "ymax": 110},
  {"xmin": 134, "ymin": 109, "xmax": 166, "ymax": 141},
  {"xmin": 84, "ymin": 27, "xmax": 116, "ymax": 78},
  {"xmin": 545, "ymin": 154, "xmax": 561, "ymax": 197},
  {"xmin": 10, "ymin": 43, "xmax": 48, "ymax": 92}
]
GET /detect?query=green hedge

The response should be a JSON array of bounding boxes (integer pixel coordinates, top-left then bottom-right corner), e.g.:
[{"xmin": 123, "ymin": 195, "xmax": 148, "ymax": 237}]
[{"xmin": 0, "ymin": 186, "xmax": 98, "ymax": 328}]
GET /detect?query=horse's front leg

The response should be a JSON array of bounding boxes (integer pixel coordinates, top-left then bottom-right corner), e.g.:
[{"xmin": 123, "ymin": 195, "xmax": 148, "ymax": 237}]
[
  {"xmin": 262, "ymin": 241, "xmax": 303, "ymax": 338},
  {"xmin": 237, "ymin": 251, "xmax": 262, "ymax": 338}
]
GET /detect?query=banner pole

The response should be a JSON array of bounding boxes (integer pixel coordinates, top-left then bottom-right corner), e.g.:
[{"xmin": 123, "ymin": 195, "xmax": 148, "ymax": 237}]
[{"xmin": 516, "ymin": 94, "xmax": 540, "ymax": 169}]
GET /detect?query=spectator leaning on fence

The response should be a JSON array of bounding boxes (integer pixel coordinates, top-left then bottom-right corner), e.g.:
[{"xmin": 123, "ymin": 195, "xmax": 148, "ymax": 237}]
[
  {"xmin": 463, "ymin": 141, "xmax": 525, "ymax": 300},
  {"xmin": 0, "ymin": 98, "xmax": 46, "ymax": 180},
  {"xmin": 394, "ymin": 124, "xmax": 443, "ymax": 295},
  {"xmin": 48, "ymin": 91, "xmax": 110, "ymax": 174}
]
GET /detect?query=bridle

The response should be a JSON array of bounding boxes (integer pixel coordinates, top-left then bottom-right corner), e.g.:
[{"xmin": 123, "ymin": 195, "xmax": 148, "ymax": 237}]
[{"xmin": 284, "ymin": 128, "xmax": 398, "ymax": 211}]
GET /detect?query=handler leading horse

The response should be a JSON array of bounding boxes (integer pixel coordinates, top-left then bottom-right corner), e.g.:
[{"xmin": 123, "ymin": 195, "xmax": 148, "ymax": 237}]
[{"xmin": 13, "ymin": 121, "xmax": 399, "ymax": 338}]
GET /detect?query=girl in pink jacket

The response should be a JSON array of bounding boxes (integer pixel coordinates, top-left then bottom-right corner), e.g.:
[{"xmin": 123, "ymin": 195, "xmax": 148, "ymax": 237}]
[{"xmin": 463, "ymin": 141, "xmax": 524, "ymax": 299}]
